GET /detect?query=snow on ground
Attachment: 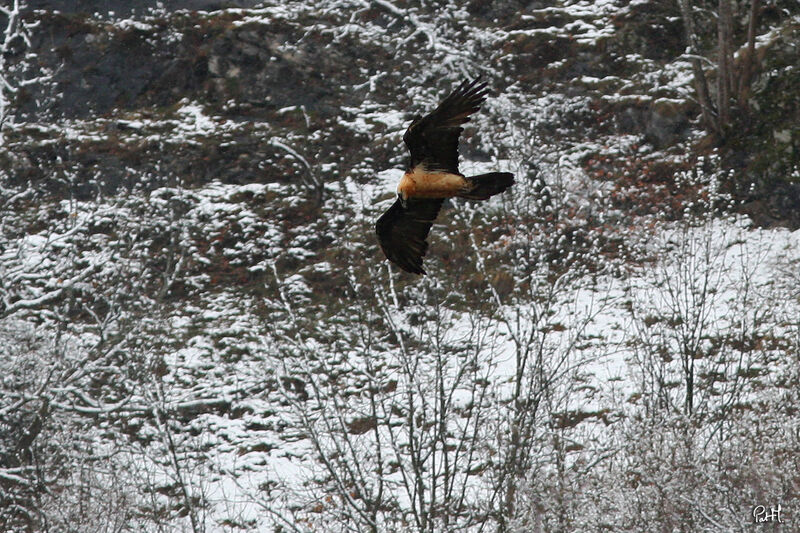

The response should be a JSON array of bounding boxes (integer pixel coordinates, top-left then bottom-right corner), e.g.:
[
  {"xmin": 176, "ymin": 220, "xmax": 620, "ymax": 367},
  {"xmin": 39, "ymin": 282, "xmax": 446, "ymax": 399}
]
[
  {"xmin": 4, "ymin": 0, "xmax": 799, "ymax": 530},
  {"xmin": 129, "ymin": 169, "xmax": 800, "ymax": 530}
]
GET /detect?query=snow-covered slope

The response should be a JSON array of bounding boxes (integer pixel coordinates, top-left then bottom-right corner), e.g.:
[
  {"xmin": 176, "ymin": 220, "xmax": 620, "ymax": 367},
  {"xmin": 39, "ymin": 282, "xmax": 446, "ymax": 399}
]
[{"xmin": 2, "ymin": 1, "xmax": 799, "ymax": 531}]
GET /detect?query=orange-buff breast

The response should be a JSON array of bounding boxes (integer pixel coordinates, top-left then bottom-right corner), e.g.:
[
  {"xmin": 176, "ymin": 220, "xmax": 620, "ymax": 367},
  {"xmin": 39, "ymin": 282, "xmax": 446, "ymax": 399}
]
[{"xmin": 398, "ymin": 170, "xmax": 466, "ymax": 199}]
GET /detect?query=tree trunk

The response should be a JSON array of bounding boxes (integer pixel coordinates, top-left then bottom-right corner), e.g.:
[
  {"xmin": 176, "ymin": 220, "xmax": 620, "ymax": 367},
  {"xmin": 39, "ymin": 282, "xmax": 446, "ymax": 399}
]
[
  {"xmin": 737, "ymin": 0, "xmax": 761, "ymax": 112},
  {"xmin": 677, "ymin": 0, "xmax": 719, "ymax": 135},
  {"xmin": 717, "ymin": 0, "xmax": 734, "ymax": 130}
]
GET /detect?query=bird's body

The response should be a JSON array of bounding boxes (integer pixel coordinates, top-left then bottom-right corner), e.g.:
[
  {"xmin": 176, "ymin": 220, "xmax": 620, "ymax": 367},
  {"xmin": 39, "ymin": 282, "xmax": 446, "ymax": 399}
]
[
  {"xmin": 376, "ymin": 78, "xmax": 514, "ymax": 275},
  {"xmin": 397, "ymin": 168, "xmax": 468, "ymax": 199}
]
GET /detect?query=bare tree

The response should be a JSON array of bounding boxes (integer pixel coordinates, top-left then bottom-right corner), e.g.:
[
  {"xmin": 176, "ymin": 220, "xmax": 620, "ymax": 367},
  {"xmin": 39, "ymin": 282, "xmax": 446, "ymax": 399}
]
[
  {"xmin": 261, "ymin": 254, "xmax": 506, "ymax": 531},
  {"xmin": 0, "ymin": 0, "xmax": 48, "ymax": 137},
  {"xmin": 0, "ymin": 169, "xmax": 202, "ymax": 531},
  {"xmin": 616, "ymin": 168, "xmax": 787, "ymax": 530},
  {"xmin": 677, "ymin": 0, "xmax": 770, "ymax": 140}
]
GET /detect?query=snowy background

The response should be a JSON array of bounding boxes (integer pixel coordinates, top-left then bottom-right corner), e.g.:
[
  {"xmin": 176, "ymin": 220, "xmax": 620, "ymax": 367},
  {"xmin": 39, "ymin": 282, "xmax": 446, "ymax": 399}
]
[{"xmin": 1, "ymin": 0, "xmax": 799, "ymax": 531}]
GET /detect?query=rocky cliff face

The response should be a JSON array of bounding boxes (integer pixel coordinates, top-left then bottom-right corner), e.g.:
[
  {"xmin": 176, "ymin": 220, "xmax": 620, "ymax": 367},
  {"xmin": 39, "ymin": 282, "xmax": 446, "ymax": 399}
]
[
  {"xmin": 2, "ymin": 1, "xmax": 799, "ymax": 531},
  {"xmin": 11, "ymin": 1, "xmax": 795, "ymax": 205},
  {"xmin": 9, "ymin": 0, "xmax": 701, "ymax": 192}
]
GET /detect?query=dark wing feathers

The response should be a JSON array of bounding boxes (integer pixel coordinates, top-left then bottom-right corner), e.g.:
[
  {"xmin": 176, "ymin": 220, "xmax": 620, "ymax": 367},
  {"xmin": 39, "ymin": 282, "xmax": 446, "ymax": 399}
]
[
  {"xmin": 403, "ymin": 78, "xmax": 488, "ymax": 174},
  {"xmin": 375, "ymin": 197, "xmax": 444, "ymax": 275}
]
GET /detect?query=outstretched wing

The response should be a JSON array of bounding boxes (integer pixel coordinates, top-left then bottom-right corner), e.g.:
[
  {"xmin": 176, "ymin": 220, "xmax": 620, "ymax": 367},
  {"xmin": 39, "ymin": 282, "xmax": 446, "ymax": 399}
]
[
  {"xmin": 403, "ymin": 78, "xmax": 488, "ymax": 174},
  {"xmin": 375, "ymin": 197, "xmax": 444, "ymax": 275}
]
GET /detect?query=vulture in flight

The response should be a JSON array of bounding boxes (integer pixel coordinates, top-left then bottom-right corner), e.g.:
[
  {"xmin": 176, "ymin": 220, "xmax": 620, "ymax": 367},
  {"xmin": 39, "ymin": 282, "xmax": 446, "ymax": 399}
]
[{"xmin": 375, "ymin": 78, "xmax": 515, "ymax": 275}]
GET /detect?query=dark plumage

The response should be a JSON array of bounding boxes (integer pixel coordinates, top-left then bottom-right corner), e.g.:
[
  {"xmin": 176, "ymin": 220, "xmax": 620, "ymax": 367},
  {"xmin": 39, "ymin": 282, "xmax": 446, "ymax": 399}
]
[
  {"xmin": 375, "ymin": 197, "xmax": 444, "ymax": 275},
  {"xmin": 403, "ymin": 78, "xmax": 489, "ymax": 174}
]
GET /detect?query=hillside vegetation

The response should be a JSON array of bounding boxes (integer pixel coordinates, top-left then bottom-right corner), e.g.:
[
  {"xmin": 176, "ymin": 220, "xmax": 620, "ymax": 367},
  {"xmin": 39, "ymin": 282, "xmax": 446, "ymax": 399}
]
[{"xmin": 1, "ymin": 0, "xmax": 799, "ymax": 531}]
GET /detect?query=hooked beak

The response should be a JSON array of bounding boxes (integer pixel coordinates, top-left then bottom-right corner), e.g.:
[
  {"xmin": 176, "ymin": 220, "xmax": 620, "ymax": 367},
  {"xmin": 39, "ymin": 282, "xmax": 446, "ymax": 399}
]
[{"xmin": 398, "ymin": 193, "xmax": 408, "ymax": 210}]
